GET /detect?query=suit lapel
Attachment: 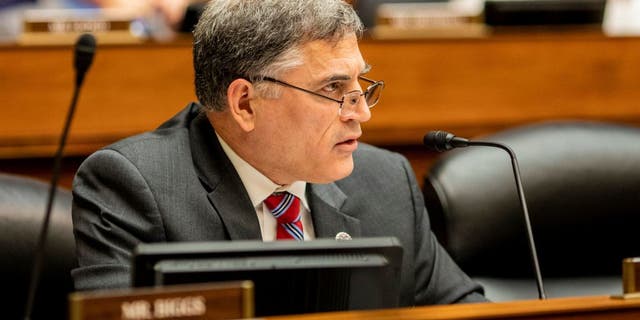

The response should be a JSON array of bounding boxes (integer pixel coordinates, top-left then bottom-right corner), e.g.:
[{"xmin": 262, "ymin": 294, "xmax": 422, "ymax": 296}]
[
  {"xmin": 189, "ymin": 111, "xmax": 262, "ymax": 240},
  {"xmin": 207, "ymin": 181, "xmax": 262, "ymax": 240},
  {"xmin": 308, "ymin": 183, "xmax": 361, "ymax": 239}
]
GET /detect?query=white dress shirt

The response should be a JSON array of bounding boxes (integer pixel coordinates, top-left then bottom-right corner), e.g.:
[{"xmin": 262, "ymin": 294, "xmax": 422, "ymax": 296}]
[{"xmin": 216, "ymin": 133, "xmax": 316, "ymax": 241}]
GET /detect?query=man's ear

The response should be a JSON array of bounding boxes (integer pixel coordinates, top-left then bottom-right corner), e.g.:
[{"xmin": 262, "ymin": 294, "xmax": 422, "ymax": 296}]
[{"xmin": 226, "ymin": 78, "xmax": 257, "ymax": 132}]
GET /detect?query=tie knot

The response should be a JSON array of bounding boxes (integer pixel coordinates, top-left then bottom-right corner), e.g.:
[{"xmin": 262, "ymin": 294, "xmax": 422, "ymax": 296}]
[{"xmin": 264, "ymin": 192, "xmax": 301, "ymax": 224}]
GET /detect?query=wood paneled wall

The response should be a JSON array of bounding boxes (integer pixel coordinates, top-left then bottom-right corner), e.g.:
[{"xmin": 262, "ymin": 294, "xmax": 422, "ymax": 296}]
[{"xmin": 2, "ymin": 33, "xmax": 640, "ymax": 186}]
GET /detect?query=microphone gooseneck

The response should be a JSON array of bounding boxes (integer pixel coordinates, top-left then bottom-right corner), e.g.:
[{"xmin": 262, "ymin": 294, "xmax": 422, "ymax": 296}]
[
  {"xmin": 423, "ymin": 130, "xmax": 547, "ymax": 300},
  {"xmin": 24, "ymin": 33, "xmax": 96, "ymax": 320}
]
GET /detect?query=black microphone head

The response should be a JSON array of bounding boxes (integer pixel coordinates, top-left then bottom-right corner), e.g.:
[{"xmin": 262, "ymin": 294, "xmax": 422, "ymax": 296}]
[
  {"xmin": 423, "ymin": 130, "xmax": 455, "ymax": 152},
  {"xmin": 74, "ymin": 33, "xmax": 96, "ymax": 84}
]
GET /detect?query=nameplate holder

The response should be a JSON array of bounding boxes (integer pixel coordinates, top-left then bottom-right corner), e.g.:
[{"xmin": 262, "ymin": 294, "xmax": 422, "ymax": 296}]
[
  {"xmin": 611, "ymin": 257, "xmax": 640, "ymax": 300},
  {"xmin": 371, "ymin": 2, "xmax": 487, "ymax": 39},
  {"xmin": 69, "ymin": 281, "xmax": 254, "ymax": 320},
  {"xmin": 19, "ymin": 8, "xmax": 143, "ymax": 45}
]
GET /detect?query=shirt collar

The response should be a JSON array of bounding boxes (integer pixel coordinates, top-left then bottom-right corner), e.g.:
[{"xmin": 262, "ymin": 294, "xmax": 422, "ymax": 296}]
[{"xmin": 215, "ymin": 133, "xmax": 309, "ymax": 210}]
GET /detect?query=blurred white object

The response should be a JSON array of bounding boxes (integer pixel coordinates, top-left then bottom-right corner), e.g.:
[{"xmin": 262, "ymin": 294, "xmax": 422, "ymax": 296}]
[{"xmin": 603, "ymin": 0, "xmax": 640, "ymax": 35}]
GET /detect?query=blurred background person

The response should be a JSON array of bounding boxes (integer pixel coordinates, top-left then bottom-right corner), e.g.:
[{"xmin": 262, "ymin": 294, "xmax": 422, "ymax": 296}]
[{"xmin": 0, "ymin": 0, "xmax": 199, "ymax": 43}]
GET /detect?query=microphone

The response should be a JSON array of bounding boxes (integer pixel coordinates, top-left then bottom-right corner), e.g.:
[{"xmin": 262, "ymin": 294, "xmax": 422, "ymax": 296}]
[
  {"xmin": 423, "ymin": 131, "xmax": 470, "ymax": 151},
  {"xmin": 424, "ymin": 130, "xmax": 547, "ymax": 300},
  {"xmin": 24, "ymin": 33, "xmax": 96, "ymax": 320},
  {"xmin": 74, "ymin": 33, "xmax": 97, "ymax": 86}
]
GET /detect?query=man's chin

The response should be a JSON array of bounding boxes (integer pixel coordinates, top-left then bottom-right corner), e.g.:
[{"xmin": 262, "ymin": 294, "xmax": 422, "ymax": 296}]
[{"xmin": 310, "ymin": 158, "xmax": 354, "ymax": 183}]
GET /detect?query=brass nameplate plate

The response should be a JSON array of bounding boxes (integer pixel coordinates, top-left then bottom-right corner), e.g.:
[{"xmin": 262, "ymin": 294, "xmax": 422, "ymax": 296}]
[
  {"xmin": 371, "ymin": 2, "xmax": 486, "ymax": 39},
  {"xmin": 19, "ymin": 8, "xmax": 143, "ymax": 45},
  {"xmin": 69, "ymin": 281, "xmax": 254, "ymax": 320}
]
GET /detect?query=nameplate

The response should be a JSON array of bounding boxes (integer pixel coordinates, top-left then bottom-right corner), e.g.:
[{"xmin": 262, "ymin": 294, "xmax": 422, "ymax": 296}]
[
  {"xmin": 69, "ymin": 281, "xmax": 254, "ymax": 320},
  {"xmin": 371, "ymin": 2, "xmax": 486, "ymax": 39},
  {"xmin": 19, "ymin": 8, "xmax": 143, "ymax": 45}
]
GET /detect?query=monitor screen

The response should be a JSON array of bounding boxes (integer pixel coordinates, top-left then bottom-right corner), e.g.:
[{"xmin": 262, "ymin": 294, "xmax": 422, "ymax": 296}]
[{"xmin": 131, "ymin": 237, "xmax": 403, "ymax": 316}]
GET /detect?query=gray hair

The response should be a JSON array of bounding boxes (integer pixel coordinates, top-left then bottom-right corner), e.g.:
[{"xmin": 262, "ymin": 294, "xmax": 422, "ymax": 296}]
[{"xmin": 193, "ymin": 0, "xmax": 364, "ymax": 112}]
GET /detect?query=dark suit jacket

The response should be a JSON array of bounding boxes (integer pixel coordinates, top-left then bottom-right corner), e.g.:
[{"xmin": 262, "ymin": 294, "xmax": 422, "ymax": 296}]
[{"xmin": 72, "ymin": 103, "xmax": 485, "ymax": 305}]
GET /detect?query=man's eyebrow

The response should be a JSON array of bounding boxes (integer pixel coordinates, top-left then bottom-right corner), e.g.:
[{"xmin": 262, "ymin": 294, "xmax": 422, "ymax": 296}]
[
  {"xmin": 322, "ymin": 64, "xmax": 372, "ymax": 82},
  {"xmin": 325, "ymin": 74, "xmax": 351, "ymax": 82}
]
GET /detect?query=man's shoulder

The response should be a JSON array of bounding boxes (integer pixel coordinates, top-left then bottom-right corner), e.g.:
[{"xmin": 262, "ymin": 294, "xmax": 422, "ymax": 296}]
[
  {"xmin": 334, "ymin": 143, "xmax": 418, "ymax": 208},
  {"xmin": 353, "ymin": 143, "xmax": 405, "ymax": 166},
  {"xmin": 349, "ymin": 143, "xmax": 411, "ymax": 182},
  {"xmin": 104, "ymin": 103, "xmax": 200, "ymax": 155},
  {"xmin": 74, "ymin": 103, "xmax": 205, "ymax": 188}
]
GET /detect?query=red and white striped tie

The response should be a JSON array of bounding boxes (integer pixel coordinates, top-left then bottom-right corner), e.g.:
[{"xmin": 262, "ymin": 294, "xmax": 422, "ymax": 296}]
[{"xmin": 264, "ymin": 192, "xmax": 303, "ymax": 240}]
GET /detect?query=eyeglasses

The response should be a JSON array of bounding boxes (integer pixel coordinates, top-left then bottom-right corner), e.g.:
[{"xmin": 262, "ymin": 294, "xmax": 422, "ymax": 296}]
[{"xmin": 259, "ymin": 76, "xmax": 384, "ymax": 117}]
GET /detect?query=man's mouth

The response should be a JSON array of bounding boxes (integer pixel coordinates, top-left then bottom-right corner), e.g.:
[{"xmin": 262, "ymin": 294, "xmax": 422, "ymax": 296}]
[
  {"xmin": 335, "ymin": 135, "xmax": 360, "ymax": 151},
  {"xmin": 339, "ymin": 139, "xmax": 356, "ymax": 145}
]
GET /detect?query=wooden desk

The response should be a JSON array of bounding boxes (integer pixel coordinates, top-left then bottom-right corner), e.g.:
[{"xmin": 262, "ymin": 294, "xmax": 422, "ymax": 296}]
[
  {"xmin": 263, "ymin": 296, "xmax": 640, "ymax": 320},
  {"xmin": 2, "ymin": 33, "xmax": 640, "ymax": 184}
]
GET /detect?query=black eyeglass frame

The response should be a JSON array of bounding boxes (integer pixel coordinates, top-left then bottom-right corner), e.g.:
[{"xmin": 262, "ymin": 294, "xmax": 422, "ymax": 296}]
[{"xmin": 257, "ymin": 76, "xmax": 384, "ymax": 110}]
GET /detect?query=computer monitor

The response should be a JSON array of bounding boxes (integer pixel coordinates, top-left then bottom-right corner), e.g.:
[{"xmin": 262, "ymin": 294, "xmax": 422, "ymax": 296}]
[{"xmin": 131, "ymin": 237, "xmax": 403, "ymax": 316}]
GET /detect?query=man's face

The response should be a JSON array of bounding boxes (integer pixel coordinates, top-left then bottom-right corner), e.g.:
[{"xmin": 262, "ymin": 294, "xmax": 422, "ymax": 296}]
[{"xmin": 250, "ymin": 33, "xmax": 371, "ymax": 185}]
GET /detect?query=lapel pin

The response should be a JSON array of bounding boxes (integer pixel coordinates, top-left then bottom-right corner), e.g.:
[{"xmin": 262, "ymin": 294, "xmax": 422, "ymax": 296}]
[{"xmin": 335, "ymin": 232, "xmax": 352, "ymax": 240}]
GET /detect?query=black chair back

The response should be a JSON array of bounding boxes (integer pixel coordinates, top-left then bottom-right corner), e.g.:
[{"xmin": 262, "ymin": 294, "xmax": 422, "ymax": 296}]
[
  {"xmin": 423, "ymin": 121, "xmax": 640, "ymax": 300},
  {"xmin": 0, "ymin": 173, "xmax": 75, "ymax": 319}
]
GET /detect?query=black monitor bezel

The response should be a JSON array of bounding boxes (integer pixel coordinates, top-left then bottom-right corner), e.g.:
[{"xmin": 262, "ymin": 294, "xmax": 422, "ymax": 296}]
[{"xmin": 131, "ymin": 237, "xmax": 403, "ymax": 316}]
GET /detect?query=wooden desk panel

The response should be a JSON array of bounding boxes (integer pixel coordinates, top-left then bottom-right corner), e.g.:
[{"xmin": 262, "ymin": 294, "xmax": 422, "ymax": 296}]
[
  {"xmin": 263, "ymin": 296, "xmax": 640, "ymax": 320},
  {"xmin": 359, "ymin": 35, "xmax": 640, "ymax": 144},
  {"xmin": 1, "ymin": 43, "xmax": 195, "ymax": 158},
  {"xmin": 2, "ymin": 34, "xmax": 640, "ymax": 184}
]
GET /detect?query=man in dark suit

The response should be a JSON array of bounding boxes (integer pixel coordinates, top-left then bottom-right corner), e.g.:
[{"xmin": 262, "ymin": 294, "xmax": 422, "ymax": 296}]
[{"xmin": 72, "ymin": 0, "xmax": 486, "ymax": 306}]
